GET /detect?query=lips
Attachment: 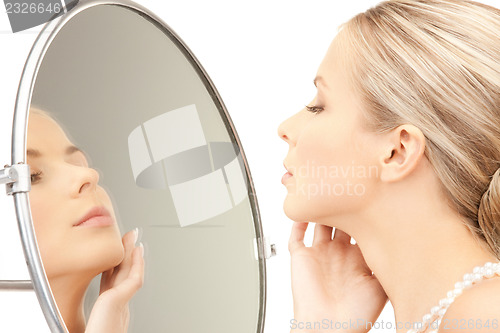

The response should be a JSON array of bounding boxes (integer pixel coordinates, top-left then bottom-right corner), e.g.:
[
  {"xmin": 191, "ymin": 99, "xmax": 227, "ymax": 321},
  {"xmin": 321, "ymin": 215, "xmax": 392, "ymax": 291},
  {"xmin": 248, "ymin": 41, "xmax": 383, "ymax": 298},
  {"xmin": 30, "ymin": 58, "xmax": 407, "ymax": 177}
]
[
  {"xmin": 282, "ymin": 161, "xmax": 294, "ymax": 185},
  {"xmin": 283, "ymin": 161, "xmax": 293, "ymax": 175},
  {"xmin": 74, "ymin": 206, "xmax": 113, "ymax": 227},
  {"xmin": 282, "ymin": 172, "xmax": 293, "ymax": 184}
]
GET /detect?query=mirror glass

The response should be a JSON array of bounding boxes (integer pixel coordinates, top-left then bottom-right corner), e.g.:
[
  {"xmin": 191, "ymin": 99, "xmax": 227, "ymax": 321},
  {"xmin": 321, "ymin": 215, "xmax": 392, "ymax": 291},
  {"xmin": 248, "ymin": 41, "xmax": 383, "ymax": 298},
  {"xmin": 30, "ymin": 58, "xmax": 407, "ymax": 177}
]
[{"xmin": 25, "ymin": 2, "xmax": 265, "ymax": 332}]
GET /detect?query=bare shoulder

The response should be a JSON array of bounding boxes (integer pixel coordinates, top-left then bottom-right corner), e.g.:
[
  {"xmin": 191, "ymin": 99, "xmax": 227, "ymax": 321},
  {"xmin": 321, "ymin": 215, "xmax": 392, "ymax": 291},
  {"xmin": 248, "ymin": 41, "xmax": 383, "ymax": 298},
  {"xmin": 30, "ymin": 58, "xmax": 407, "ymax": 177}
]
[{"xmin": 439, "ymin": 277, "xmax": 500, "ymax": 333}]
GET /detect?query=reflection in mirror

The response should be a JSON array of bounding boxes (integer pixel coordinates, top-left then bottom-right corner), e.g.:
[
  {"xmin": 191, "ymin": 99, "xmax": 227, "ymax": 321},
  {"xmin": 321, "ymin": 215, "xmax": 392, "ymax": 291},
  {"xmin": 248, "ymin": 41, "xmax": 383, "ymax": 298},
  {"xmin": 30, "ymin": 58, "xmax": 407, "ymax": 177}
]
[
  {"xmin": 27, "ymin": 108, "xmax": 144, "ymax": 332},
  {"xmin": 26, "ymin": 2, "xmax": 265, "ymax": 332}
]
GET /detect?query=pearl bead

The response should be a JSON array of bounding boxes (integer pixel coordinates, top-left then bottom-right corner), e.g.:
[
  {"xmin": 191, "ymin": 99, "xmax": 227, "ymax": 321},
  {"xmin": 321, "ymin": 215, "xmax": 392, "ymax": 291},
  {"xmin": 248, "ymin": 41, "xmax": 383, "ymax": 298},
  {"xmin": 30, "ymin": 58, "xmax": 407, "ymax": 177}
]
[
  {"xmin": 463, "ymin": 273, "xmax": 473, "ymax": 281},
  {"xmin": 472, "ymin": 273, "xmax": 483, "ymax": 283},
  {"xmin": 439, "ymin": 298, "xmax": 450, "ymax": 308},
  {"xmin": 430, "ymin": 305, "xmax": 441, "ymax": 315},
  {"xmin": 407, "ymin": 261, "xmax": 500, "ymax": 333},
  {"xmin": 438, "ymin": 306, "xmax": 447, "ymax": 317}
]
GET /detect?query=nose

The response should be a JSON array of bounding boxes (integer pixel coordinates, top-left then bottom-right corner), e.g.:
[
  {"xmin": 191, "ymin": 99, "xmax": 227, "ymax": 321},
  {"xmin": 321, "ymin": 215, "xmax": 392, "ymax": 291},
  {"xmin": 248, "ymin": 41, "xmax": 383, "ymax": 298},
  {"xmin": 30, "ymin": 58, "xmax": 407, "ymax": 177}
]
[
  {"xmin": 277, "ymin": 115, "xmax": 293, "ymax": 144},
  {"xmin": 71, "ymin": 165, "xmax": 100, "ymax": 198},
  {"xmin": 277, "ymin": 109, "xmax": 305, "ymax": 145}
]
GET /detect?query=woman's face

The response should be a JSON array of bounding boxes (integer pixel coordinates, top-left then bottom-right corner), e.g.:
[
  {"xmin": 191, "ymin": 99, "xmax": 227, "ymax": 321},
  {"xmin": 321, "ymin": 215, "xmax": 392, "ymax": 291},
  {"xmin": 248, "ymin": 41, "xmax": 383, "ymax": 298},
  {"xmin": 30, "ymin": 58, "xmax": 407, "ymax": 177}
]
[
  {"xmin": 27, "ymin": 112, "xmax": 124, "ymax": 279},
  {"xmin": 277, "ymin": 33, "xmax": 382, "ymax": 226}
]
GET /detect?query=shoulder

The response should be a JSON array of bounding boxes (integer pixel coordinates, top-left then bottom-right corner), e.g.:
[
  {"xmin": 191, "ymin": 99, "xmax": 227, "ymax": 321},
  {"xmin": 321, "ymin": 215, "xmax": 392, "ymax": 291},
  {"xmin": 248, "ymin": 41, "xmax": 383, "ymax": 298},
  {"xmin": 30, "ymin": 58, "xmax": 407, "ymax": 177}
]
[{"xmin": 439, "ymin": 277, "xmax": 500, "ymax": 333}]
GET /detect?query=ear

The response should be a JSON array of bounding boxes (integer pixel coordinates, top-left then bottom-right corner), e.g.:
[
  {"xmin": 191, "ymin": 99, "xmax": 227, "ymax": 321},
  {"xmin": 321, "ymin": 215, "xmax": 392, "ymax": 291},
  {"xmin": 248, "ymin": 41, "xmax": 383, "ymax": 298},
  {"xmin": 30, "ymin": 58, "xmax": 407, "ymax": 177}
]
[{"xmin": 379, "ymin": 124, "xmax": 426, "ymax": 183}]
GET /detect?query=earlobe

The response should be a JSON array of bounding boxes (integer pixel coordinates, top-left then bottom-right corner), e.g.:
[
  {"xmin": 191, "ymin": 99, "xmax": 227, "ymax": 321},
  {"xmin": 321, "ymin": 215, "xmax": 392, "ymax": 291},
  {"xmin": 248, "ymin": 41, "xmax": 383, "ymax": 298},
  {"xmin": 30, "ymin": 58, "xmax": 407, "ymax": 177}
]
[{"xmin": 379, "ymin": 125, "xmax": 426, "ymax": 183}]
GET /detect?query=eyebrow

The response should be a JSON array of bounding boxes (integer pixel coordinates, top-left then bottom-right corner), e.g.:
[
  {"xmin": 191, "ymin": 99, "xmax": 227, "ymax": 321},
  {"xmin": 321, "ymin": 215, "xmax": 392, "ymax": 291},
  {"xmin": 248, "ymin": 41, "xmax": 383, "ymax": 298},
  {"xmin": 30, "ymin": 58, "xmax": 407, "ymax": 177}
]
[{"xmin": 27, "ymin": 145, "xmax": 83, "ymax": 158}]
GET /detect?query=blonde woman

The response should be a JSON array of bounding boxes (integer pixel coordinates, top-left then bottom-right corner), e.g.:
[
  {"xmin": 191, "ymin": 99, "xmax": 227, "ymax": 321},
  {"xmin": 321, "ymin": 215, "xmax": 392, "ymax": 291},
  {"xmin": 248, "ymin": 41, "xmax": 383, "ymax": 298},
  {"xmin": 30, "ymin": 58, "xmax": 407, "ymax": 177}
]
[
  {"xmin": 278, "ymin": 1, "xmax": 500, "ymax": 332},
  {"xmin": 27, "ymin": 108, "xmax": 144, "ymax": 333}
]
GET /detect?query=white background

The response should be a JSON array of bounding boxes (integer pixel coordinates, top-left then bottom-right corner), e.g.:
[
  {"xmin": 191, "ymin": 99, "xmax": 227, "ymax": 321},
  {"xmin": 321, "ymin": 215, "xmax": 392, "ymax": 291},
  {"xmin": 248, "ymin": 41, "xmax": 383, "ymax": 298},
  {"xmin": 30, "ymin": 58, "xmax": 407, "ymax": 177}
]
[{"xmin": 1, "ymin": 0, "xmax": 499, "ymax": 332}]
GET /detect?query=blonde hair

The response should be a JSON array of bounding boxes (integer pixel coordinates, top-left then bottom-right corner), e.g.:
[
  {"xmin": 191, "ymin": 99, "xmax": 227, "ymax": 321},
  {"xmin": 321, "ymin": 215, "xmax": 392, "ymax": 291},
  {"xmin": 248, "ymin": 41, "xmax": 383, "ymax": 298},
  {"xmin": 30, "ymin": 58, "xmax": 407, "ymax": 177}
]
[
  {"xmin": 339, "ymin": 0, "xmax": 500, "ymax": 258},
  {"xmin": 29, "ymin": 106, "xmax": 54, "ymax": 119}
]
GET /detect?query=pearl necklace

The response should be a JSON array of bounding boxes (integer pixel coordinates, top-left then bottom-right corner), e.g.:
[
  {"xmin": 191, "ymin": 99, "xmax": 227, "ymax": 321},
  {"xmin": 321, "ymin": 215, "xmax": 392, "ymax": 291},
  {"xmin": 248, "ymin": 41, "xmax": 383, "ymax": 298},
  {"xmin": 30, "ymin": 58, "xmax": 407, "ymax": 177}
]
[{"xmin": 407, "ymin": 261, "xmax": 500, "ymax": 333}]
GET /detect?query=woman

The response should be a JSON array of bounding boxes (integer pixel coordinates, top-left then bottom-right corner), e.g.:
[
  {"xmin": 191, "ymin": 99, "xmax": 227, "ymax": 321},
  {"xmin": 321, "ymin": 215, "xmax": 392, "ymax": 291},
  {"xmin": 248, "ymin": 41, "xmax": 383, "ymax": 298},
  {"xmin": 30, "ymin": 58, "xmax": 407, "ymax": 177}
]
[
  {"xmin": 27, "ymin": 108, "xmax": 144, "ymax": 333},
  {"xmin": 278, "ymin": 0, "xmax": 500, "ymax": 332}
]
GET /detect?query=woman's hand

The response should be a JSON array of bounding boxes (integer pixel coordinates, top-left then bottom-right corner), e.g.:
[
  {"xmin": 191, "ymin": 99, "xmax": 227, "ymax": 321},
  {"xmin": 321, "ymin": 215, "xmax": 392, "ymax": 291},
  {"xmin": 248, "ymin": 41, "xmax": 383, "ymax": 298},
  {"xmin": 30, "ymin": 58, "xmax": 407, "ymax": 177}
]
[
  {"xmin": 85, "ymin": 229, "xmax": 145, "ymax": 333},
  {"xmin": 289, "ymin": 222, "xmax": 387, "ymax": 333}
]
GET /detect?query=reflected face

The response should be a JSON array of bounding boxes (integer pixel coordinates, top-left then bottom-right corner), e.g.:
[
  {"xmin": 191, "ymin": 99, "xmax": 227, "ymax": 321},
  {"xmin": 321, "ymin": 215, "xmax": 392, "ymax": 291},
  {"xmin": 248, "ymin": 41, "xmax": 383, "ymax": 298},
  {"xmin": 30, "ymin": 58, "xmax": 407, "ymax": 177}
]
[
  {"xmin": 277, "ymin": 33, "xmax": 380, "ymax": 225},
  {"xmin": 27, "ymin": 112, "xmax": 124, "ymax": 279}
]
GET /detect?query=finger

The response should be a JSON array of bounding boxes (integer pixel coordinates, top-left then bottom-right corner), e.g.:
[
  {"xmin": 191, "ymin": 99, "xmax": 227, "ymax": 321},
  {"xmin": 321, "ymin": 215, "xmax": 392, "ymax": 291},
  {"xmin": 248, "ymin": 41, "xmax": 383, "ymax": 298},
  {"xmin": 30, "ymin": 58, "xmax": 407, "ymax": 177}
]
[
  {"xmin": 312, "ymin": 223, "xmax": 333, "ymax": 246},
  {"xmin": 332, "ymin": 227, "xmax": 352, "ymax": 245},
  {"xmin": 112, "ymin": 228, "xmax": 139, "ymax": 281},
  {"xmin": 124, "ymin": 228, "xmax": 138, "ymax": 253},
  {"xmin": 122, "ymin": 229, "xmax": 139, "ymax": 266},
  {"xmin": 99, "ymin": 267, "xmax": 115, "ymax": 294},
  {"xmin": 288, "ymin": 221, "xmax": 309, "ymax": 252},
  {"xmin": 113, "ymin": 244, "xmax": 145, "ymax": 303}
]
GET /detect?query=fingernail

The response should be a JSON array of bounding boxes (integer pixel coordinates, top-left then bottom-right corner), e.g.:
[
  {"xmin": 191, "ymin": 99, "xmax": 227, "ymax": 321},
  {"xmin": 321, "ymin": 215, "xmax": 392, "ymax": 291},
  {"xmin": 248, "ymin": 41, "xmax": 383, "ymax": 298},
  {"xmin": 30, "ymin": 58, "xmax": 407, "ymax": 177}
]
[
  {"xmin": 133, "ymin": 228, "xmax": 139, "ymax": 244},
  {"xmin": 138, "ymin": 242, "xmax": 144, "ymax": 257}
]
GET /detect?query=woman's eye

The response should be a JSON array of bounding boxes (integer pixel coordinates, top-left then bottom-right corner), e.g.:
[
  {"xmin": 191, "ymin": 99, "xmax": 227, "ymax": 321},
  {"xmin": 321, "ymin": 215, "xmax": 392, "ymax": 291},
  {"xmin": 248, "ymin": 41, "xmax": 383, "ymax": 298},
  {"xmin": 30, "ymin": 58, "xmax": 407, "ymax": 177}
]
[
  {"xmin": 30, "ymin": 171, "xmax": 43, "ymax": 184},
  {"xmin": 305, "ymin": 105, "xmax": 324, "ymax": 114}
]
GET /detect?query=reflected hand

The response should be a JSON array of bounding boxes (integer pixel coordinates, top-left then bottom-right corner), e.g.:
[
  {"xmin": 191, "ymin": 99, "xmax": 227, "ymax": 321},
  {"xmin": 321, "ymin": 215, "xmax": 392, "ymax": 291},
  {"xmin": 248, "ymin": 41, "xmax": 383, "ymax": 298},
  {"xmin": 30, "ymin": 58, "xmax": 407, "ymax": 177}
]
[
  {"xmin": 86, "ymin": 229, "xmax": 145, "ymax": 333},
  {"xmin": 289, "ymin": 222, "xmax": 387, "ymax": 333}
]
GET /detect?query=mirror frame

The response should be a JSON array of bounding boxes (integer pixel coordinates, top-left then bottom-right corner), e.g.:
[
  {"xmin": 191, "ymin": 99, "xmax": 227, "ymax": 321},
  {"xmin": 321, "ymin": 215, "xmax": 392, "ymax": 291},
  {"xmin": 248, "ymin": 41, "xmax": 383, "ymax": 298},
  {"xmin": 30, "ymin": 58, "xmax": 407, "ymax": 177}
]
[{"xmin": 11, "ymin": 1, "xmax": 267, "ymax": 332}]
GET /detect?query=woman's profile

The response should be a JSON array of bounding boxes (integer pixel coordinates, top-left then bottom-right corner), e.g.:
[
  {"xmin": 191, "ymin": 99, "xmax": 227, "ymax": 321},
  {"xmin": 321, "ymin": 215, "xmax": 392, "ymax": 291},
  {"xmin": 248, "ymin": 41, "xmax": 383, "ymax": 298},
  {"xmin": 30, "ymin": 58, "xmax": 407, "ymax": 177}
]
[
  {"xmin": 278, "ymin": 0, "xmax": 500, "ymax": 332},
  {"xmin": 26, "ymin": 107, "xmax": 144, "ymax": 333}
]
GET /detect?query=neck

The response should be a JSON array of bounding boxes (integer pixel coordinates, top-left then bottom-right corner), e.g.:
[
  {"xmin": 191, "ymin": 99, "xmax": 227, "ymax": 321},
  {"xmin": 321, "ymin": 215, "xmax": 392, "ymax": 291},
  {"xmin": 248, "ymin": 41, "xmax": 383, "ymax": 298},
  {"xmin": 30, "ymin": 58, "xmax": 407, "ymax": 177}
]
[
  {"xmin": 341, "ymin": 165, "xmax": 500, "ymax": 333},
  {"xmin": 48, "ymin": 273, "xmax": 94, "ymax": 333},
  {"xmin": 322, "ymin": 160, "xmax": 499, "ymax": 333},
  {"xmin": 356, "ymin": 215, "xmax": 496, "ymax": 332}
]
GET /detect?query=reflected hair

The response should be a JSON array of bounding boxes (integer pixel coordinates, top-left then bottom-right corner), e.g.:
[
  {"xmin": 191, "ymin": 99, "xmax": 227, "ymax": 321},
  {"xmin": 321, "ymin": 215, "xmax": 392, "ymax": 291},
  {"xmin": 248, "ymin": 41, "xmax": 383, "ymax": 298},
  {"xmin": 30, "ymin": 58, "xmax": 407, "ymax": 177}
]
[
  {"xmin": 339, "ymin": 0, "xmax": 500, "ymax": 258},
  {"xmin": 29, "ymin": 106, "xmax": 53, "ymax": 119}
]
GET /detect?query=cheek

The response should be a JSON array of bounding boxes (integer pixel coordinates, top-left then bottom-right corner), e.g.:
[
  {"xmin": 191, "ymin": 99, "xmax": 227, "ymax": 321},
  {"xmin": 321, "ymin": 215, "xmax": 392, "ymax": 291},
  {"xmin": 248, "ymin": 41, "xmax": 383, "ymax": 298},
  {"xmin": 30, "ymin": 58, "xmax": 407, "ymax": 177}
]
[
  {"xmin": 28, "ymin": 191, "xmax": 66, "ymax": 277},
  {"xmin": 27, "ymin": 186, "xmax": 124, "ymax": 279},
  {"xmin": 29, "ymin": 189, "xmax": 59, "ymax": 236},
  {"xmin": 287, "ymin": 126, "xmax": 377, "ymax": 215},
  {"xmin": 295, "ymin": 124, "xmax": 355, "ymax": 187}
]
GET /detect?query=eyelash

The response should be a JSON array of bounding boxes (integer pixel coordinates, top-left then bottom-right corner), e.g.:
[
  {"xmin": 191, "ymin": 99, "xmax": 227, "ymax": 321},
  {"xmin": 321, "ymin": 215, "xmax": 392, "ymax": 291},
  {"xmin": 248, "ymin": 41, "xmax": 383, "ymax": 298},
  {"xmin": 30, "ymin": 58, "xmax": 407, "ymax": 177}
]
[
  {"xmin": 30, "ymin": 171, "xmax": 42, "ymax": 184},
  {"xmin": 305, "ymin": 105, "xmax": 324, "ymax": 114}
]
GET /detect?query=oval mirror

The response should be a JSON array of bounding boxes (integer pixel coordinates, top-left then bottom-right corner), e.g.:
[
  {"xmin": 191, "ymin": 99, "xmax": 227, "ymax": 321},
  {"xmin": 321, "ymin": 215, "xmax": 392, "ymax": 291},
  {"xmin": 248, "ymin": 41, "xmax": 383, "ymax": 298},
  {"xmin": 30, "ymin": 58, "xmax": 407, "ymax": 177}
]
[{"xmin": 10, "ymin": 1, "xmax": 267, "ymax": 332}]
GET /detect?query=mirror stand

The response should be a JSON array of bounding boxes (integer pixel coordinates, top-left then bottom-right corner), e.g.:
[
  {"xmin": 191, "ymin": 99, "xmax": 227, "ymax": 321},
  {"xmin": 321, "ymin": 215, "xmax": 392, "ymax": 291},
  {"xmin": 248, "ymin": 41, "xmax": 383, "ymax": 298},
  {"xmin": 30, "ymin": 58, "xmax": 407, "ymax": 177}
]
[
  {"xmin": 0, "ymin": 164, "xmax": 32, "ymax": 289},
  {"xmin": 0, "ymin": 163, "xmax": 30, "ymax": 195},
  {"xmin": 3, "ymin": 1, "xmax": 275, "ymax": 332},
  {"xmin": 1, "ymin": 163, "xmax": 67, "ymax": 332}
]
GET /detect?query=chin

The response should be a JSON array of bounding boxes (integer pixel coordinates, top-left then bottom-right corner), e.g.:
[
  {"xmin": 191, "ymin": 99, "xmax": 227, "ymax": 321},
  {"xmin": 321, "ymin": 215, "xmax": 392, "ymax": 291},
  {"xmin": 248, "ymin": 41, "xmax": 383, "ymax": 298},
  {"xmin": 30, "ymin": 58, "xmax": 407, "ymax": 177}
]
[
  {"xmin": 39, "ymin": 228, "xmax": 126, "ymax": 280},
  {"xmin": 283, "ymin": 198, "xmax": 313, "ymax": 223},
  {"xmin": 44, "ymin": 247, "xmax": 124, "ymax": 280},
  {"xmin": 283, "ymin": 194, "xmax": 340, "ymax": 225},
  {"xmin": 97, "ymin": 238, "xmax": 125, "ymax": 273},
  {"xmin": 75, "ymin": 234, "xmax": 125, "ymax": 277}
]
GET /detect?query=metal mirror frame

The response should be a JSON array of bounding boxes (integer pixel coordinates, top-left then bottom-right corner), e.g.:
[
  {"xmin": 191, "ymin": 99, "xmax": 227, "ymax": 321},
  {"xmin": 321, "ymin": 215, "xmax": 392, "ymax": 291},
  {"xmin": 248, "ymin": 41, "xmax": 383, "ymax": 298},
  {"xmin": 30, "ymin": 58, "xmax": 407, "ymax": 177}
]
[{"xmin": 9, "ymin": 1, "xmax": 267, "ymax": 332}]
